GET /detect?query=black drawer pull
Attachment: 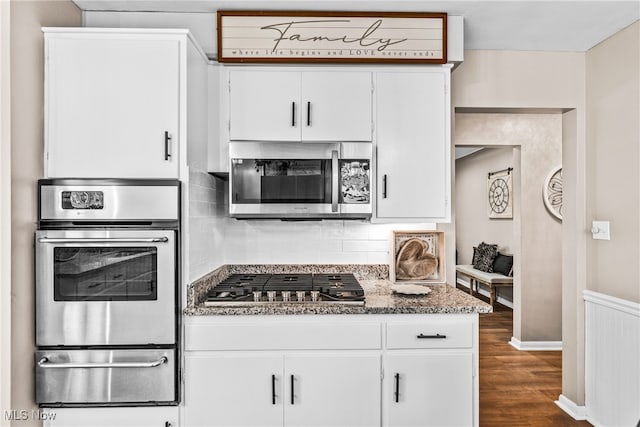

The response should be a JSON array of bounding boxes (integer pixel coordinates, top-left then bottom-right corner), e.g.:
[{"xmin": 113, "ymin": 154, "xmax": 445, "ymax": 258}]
[
  {"xmin": 394, "ymin": 373, "xmax": 400, "ymax": 403},
  {"xmin": 382, "ymin": 174, "xmax": 388, "ymax": 199},
  {"xmin": 291, "ymin": 102, "xmax": 296, "ymax": 127},
  {"xmin": 271, "ymin": 374, "xmax": 276, "ymax": 405},
  {"xmin": 164, "ymin": 131, "xmax": 171, "ymax": 161},
  {"xmin": 290, "ymin": 374, "xmax": 295, "ymax": 405},
  {"xmin": 417, "ymin": 333, "xmax": 447, "ymax": 339}
]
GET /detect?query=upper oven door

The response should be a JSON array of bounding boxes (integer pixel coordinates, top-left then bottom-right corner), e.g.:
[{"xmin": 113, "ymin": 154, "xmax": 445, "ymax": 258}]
[{"xmin": 35, "ymin": 229, "xmax": 176, "ymax": 347}]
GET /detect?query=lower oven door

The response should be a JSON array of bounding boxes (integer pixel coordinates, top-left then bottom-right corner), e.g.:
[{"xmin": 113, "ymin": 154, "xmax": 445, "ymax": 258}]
[
  {"xmin": 35, "ymin": 348, "xmax": 176, "ymax": 406},
  {"xmin": 36, "ymin": 229, "xmax": 176, "ymax": 346}
]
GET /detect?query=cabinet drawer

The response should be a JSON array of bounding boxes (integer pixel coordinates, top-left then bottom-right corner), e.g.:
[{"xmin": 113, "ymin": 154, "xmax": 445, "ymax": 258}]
[
  {"xmin": 386, "ymin": 319, "xmax": 473, "ymax": 349},
  {"xmin": 186, "ymin": 321, "xmax": 382, "ymax": 351}
]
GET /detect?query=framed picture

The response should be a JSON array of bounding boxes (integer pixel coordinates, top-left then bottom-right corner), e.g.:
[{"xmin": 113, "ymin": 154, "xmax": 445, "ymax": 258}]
[
  {"xmin": 217, "ymin": 11, "xmax": 447, "ymax": 64},
  {"xmin": 487, "ymin": 168, "xmax": 513, "ymax": 219},
  {"xmin": 390, "ymin": 231, "xmax": 445, "ymax": 284}
]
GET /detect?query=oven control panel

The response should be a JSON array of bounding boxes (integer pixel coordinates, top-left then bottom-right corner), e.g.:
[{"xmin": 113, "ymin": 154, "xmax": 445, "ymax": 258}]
[
  {"xmin": 62, "ymin": 191, "xmax": 104, "ymax": 210},
  {"xmin": 38, "ymin": 179, "xmax": 179, "ymax": 223}
]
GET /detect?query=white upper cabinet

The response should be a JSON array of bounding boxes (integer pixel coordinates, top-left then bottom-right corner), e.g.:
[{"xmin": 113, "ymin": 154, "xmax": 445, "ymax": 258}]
[
  {"xmin": 228, "ymin": 69, "xmax": 372, "ymax": 142},
  {"xmin": 43, "ymin": 29, "xmax": 208, "ymax": 179},
  {"xmin": 229, "ymin": 70, "xmax": 301, "ymax": 141},
  {"xmin": 375, "ymin": 69, "xmax": 451, "ymax": 222},
  {"xmin": 300, "ymin": 72, "xmax": 372, "ymax": 142}
]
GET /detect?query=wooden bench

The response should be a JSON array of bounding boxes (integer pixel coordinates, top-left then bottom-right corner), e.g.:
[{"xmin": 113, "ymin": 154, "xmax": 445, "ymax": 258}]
[{"xmin": 455, "ymin": 264, "xmax": 513, "ymax": 308}]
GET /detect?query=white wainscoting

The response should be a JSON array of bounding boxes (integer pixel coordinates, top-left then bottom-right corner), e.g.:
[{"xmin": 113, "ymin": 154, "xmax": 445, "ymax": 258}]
[{"xmin": 584, "ymin": 290, "xmax": 640, "ymax": 427}]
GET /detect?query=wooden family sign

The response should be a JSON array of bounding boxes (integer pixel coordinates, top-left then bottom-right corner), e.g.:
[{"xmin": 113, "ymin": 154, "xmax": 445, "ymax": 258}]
[{"xmin": 217, "ymin": 11, "xmax": 447, "ymax": 64}]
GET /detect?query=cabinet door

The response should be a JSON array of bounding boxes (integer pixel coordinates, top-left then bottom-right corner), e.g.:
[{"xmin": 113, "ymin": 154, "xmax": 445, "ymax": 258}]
[
  {"xmin": 301, "ymin": 72, "xmax": 372, "ymax": 141},
  {"xmin": 46, "ymin": 36, "xmax": 180, "ymax": 178},
  {"xmin": 376, "ymin": 71, "xmax": 448, "ymax": 220},
  {"xmin": 184, "ymin": 354, "xmax": 284, "ymax": 427},
  {"xmin": 385, "ymin": 353, "xmax": 473, "ymax": 426},
  {"xmin": 284, "ymin": 353, "xmax": 381, "ymax": 427},
  {"xmin": 229, "ymin": 71, "xmax": 301, "ymax": 141},
  {"xmin": 42, "ymin": 407, "xmax": 178, "ymax": 427}
]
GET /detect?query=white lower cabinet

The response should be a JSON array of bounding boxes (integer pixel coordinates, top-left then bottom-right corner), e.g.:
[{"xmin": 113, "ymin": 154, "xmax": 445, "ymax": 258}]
[
  {"xmin": 284, "ymin": 354, "xmax": 381, "ymax": 427},
  {"xmin": 184, "ymin": 354, "xmax": 283, "ymax": 426},
  {"xmin": 183, "ymin": 314, "xmax": 478, "ymax": 427},
  {"xmin": 42, "ymin": 407, "xmax": 178, "ymax": 427},
  {"xmin": 384, "ymin": 353, "xmax": 474, "ymax": 426},
  {"xmin": 183, "ymin": 352, "xmax": 380, "ymax": 427}
]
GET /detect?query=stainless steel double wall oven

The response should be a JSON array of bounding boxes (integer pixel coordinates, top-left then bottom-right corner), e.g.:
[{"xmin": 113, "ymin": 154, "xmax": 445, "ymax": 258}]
[{"xmin": 35, "ymin": 179, "xmax": 180, "ymax": 407}]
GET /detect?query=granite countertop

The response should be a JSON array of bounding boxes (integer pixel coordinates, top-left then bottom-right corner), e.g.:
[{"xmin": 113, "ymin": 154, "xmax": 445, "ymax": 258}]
[{"xmin": 184, "ymin": 264, "xmax": 492, "ymax": 316}]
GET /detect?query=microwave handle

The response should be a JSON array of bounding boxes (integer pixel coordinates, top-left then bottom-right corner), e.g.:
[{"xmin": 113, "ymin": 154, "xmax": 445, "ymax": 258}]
[
  {"xmin": 38, "ymin": 237, "xmax": 169, "ymax": 244},
  {"xmin": 331, "ymin": 150, "xmax": 339, "ymax": 213}
]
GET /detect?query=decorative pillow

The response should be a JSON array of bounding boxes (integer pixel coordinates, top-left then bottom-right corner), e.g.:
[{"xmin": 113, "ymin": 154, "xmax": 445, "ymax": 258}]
[
  {"xmin": 473, "ymin": 242, "xmax": 498, "ymax": 272},
  {"xmin": 472, "ymin": 246, "xmax": 480, "ymax": 266},
  {"xmin": 493, "ymin": 253, "xmax": 514, "ymax": 276}
]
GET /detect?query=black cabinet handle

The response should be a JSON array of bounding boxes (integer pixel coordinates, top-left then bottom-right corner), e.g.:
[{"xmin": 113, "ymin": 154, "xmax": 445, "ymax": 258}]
[
  {"xmin": 271, "ymin": 374, "xmax": 276, "ymax": 405},
  {"xmin": 417, "ymin": 333, "xmax": 447, "ymax": 339},
  {"xmin": 290, "ymin": 374, "xmax": 295, "ymax": 405},
  {"xmin": 306, "ymin": 101, "xmax": 311, "ymax": 126},
  {"xmin": 164, "ymin": 131, "xmax": 171, "ymax": 161},
  {"xmin": 382, "ymin": 175, "xmax": 388, "ymax": 199},
  {"xmin": 291, "ymin": 102, "xmax": 296, "ymax": 127},
  {"xmin": 394, "ymin": 373, "xmax": 400, "ymax": 403}
]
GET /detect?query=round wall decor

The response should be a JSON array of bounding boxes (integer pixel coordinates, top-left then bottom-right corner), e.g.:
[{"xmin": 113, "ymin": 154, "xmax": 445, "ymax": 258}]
[
  {"xmin": 543, "ymin": 165, "xmax": 563, "ymax": 221},
  {"xmin": 489, "ymin": 177, "xmax": 510, "ymax": 214}
]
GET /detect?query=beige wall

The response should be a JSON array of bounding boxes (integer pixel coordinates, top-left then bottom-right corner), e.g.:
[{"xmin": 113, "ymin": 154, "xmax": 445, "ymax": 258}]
[
  {"xmin": 586, "ymin": 21, "xmax": 640, "ymax": 303},
  {"xmin": 456, "ymin": 147, "xmax": 516, "ymax": 263},
  {"xmin": 10, "ymin": 1, "xmax": 81, "ymax": 425},
  {"xmin": 455, "ymin": 147, "xmax": 515, "ymax": 303},
  {"xmin": 449, "ymin": 50, "xmax": 588, "ymax": 405},
  {"xmin": 455, "ymin": 114, "xmax": 563, "ymax": 340},
  {"xmin": 1, "ymin": 1, "xmax": 12, "ymax": 424}
]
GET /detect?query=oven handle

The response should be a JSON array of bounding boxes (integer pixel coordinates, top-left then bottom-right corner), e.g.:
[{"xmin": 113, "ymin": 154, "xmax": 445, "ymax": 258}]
[
  {"xmin": 37, "ymin": 237, "xmax": 170, "ymax": 244},
  {"xmin": 37, "ymin": 356, "xmax": 168, "ymax": 369}
]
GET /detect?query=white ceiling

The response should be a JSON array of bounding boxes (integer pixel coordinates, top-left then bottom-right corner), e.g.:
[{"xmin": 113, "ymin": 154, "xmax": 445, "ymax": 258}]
[{"xmin": 73, "ymin": 0, "xmax": 639, "ymax": 52}]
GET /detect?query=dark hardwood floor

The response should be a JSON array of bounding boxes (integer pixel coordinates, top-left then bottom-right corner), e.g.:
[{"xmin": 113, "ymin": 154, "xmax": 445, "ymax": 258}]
[{"xmin": 478, "ymin": 300, "xmax": 591, "ymax": 426}]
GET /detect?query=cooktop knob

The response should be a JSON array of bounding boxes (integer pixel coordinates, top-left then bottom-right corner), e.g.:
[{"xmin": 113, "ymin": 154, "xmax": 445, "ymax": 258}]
[
  {"xmin": 311, "ymin": 291, "xmax": 320, "ymax": 302},
  {"xmin": 267, "ymin": 291, "xmax": 276, "ymax": 302},
  {"xmin": 296, "ymin": 291, "xmax": 305, "ymax": 302}
]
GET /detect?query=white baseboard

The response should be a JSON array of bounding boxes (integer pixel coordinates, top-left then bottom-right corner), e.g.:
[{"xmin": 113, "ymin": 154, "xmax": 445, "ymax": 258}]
[
  {"xmin": 509, "ymin": 336, "xmax": 562, "ymax": 351},
  {"xmin": 456, "ymin": 278, "xmax": 513, "ymax": 309},
  {"xmin": 555, "ymin": 394, "xmax": 588, "ymax": 420}
]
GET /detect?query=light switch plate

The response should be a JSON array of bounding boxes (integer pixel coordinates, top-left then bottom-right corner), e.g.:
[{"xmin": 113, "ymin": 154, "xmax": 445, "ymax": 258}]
[{"xmin": 592, "ymin": 221, "xmax": 610, "ymax": 240}]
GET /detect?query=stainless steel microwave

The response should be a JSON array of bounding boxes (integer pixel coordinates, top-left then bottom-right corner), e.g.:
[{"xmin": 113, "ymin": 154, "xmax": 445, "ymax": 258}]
[{"xmin": 229, "ymin": 142, "xmax": 372, "ymax": 219}]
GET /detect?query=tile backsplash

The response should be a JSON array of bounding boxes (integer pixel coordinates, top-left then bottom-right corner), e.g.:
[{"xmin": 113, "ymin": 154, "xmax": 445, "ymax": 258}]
[{"xmin": 187, "ymin": 170, "xmax": 436, "ymax": 274}]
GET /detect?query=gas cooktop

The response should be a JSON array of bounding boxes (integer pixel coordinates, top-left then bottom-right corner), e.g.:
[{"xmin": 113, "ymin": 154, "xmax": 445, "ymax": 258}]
[{"xmin": 205, "ymin": 273, "xmax": 365, "ymax": 306}]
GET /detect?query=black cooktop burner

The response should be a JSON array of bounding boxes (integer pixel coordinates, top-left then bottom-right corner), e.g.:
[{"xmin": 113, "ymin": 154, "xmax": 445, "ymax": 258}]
[
  {"xmin": 265, "ymin": 274, "xmax": 313, "ymax": 291},
  {"xmin": 312, "ymin": 274, "xmax": 364, "ymax": 300},
  {"xmin": 205, "ymin": 273, "xmax": 365, "ymax": 304}
]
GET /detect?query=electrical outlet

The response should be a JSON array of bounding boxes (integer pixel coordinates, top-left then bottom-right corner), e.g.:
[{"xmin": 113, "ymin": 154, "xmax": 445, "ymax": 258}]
[{"xmin": 591, "ymin": 221, "xmax": 610, "ymax": 240}]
